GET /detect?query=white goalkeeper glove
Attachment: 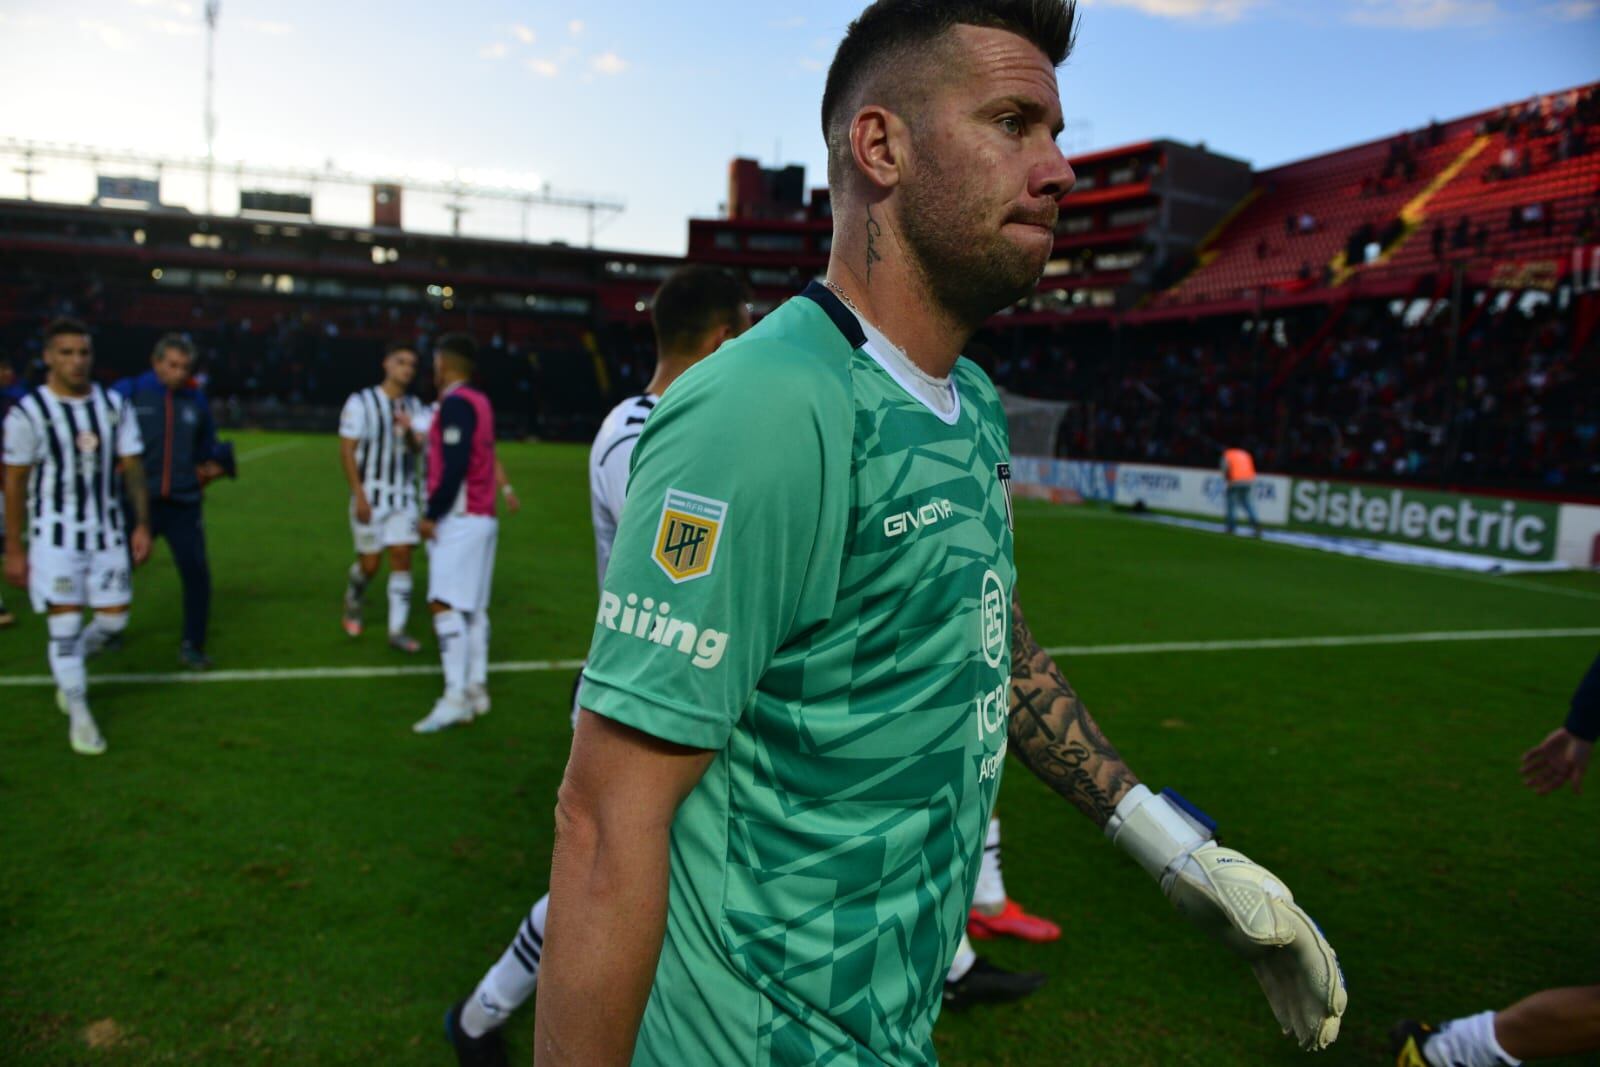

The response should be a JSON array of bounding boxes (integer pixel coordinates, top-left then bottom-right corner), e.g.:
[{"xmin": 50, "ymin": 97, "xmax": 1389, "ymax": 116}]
[{"xmin": 1106, "ymin": 785, "xmax": 1347, "ymax": 1051}]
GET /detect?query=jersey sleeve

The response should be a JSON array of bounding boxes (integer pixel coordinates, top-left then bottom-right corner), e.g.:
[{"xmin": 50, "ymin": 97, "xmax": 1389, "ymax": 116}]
[
  {"xmin": 115, "ymin": 396, "xmax": 144, "ymax": 458},
  {"xmin": 2, "ymin": 405, "xmax": 40, "ymax": 467},
  {"xmin": 338, "ymin": 394, "xmax": 367, "ymax": 440},
  {"xmin": 578, "ymin": 348, "xmax": 846, "ymax": 750}
]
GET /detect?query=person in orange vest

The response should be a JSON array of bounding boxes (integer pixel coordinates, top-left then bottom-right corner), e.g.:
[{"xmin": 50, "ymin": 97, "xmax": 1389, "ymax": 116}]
[{"xmin": 1221, "ymin": 446, "xmax": 1262, "ymax": 536}]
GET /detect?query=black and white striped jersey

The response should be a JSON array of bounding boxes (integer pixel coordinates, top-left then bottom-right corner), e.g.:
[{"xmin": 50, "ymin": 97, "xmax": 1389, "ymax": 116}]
[
  {"xmin": 1, "ymin": 385, "xmax": 143, "ymax": 551},
  {"xmin": 587, "ymin": 392, "xmax": 657, "ymax": 587},
  {"xmin": 339, "ymin": 386, "xmax": 426, "ymax": 513}
]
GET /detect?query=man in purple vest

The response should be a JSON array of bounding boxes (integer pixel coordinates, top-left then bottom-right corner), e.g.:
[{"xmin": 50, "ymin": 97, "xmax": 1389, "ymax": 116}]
[{"xmin": 414, "ymin": 333, "xmax": 499, "ymax": 734}]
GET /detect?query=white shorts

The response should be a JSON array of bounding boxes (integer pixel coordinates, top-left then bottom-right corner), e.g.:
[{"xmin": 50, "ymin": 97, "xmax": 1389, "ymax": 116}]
[
  {"xmin": 351, "ymin": 502, "xmax": 420, "ymax": 555},
  {"xmin": 29, "ymin": 543, "xmax": 132, "ymax": 614},
  {"xmin": 426, "ymin": 514, "xmax": 498, "ymax": 613}
]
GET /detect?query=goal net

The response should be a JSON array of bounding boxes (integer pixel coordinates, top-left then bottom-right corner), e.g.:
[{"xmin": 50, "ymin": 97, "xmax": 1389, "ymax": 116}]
[{"xmin": 998, "ymin": 388, "xmax": 1070, "ymax": 458}]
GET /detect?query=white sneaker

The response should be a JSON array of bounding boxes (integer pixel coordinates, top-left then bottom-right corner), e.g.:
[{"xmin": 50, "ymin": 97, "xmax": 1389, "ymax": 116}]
[
  {"xmin": 413, "ymin": 696, "xmax": 474, "ymax": 734},
  {"xmin": 465, "ymin": 683, "xmax": 490, "ymax": 717},
  {"xmin": 68, "ymin": 710, "xmax": 107, "ymax": 756}
]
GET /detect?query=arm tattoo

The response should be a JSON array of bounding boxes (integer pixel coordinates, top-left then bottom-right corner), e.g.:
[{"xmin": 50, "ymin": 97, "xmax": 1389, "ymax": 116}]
[
  {"xmin": 864, "ymin": 204, "xmax": 884, "ymax": 284},
  {"xmin": 122, "ymin": 459, "xmax": 150, "ymax": 527},
  {"xmin": 1007, "ymin": 600, "xmax": 1139, "ymax": 827}
]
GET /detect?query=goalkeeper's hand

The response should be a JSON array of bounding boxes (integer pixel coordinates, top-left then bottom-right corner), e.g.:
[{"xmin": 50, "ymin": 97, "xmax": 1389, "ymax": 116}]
[{"xmin": 1107, "ymin": 785, "xmax": 1347, "ymax": 1051}]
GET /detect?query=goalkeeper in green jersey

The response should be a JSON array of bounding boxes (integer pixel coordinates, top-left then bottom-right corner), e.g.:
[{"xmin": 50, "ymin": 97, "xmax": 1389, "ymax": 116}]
[{"xmin": 534, "ymin": 2, "xmax": 1347, "ymax": 1064}]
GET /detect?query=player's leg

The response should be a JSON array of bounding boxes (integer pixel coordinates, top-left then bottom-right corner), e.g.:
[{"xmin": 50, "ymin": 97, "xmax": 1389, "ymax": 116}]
[
  {"xmin": 33, "ymin": 548, "xmax": 105, "ymax": 755},
  {"xmin": 966, "ymin": 817, "xmax": 1061, "ymax": 942},
  {"xmin": 0, "ymin": 488, "xmax": 13, "ymax": 627},
  {"xmin": 385, "ymin": 529, "xmax": 420, "ymax": 653},
  {"xmin": 415, "ymin": 519, "xmax": 475, "ymax": 733},
  {"xmin": 344, "ymin": 504, "xmax": 383, "ymax": 637},
  {"xmin": 1397, "ymin": 987, "xmax": 1600, "ymax": 1065},
  {"xmin": 79, "ymin": 547, "xmax": 134, "ymax": 660},
  {"xmin": 942, "ymin": 931, "xmax": 1046, "ymax": 1011},
  {"xmin": 1495, "ymin": 986, "xmax": 1600, "ymax": 1058},
  {"xmin": 453, "ymin": 893, "xmax": 550, "ymax": 1054},
  {"xmin": 463, "ymin": 521, "xmax": 497, "ymax": 716},
  {"xmin": 161, "ymin": 501, "xmax": 212, "ymax": 669}
]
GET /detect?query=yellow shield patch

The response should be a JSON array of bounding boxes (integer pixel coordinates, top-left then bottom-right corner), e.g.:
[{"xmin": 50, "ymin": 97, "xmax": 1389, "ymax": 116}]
[{"xmin": 652, "ymin": 489, "xmax": 728, "ymax": 583}]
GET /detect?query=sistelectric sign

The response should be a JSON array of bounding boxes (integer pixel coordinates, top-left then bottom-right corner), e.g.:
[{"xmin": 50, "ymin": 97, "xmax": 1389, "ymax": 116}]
[{"xmin": 1288, "ymin": 480, "xmax": 1558, "ymax": 561}]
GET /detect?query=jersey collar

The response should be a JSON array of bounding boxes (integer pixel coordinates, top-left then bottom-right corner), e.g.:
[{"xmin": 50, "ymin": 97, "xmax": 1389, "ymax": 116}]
[{"xmin": 800, "ymin": 281, "xmax": 867, "ymax": 349}]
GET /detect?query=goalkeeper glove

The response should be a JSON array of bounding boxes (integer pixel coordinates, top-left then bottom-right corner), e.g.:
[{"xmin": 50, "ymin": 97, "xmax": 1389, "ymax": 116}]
[{"xmin": 1106, "ymin": 785, "xmax": 1347, "ymax": 1051}]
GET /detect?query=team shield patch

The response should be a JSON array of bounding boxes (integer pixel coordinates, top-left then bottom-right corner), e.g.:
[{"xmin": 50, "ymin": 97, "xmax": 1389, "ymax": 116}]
[{"xmin": 653, "ymin": 489, "xmax": 727, "ymax": 583}]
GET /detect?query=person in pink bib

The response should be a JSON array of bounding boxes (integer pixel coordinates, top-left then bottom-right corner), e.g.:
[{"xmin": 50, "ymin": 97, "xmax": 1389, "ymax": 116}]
[{"xmin": 414, "ymin": 333, "xmax": 500, "ymax": 734}]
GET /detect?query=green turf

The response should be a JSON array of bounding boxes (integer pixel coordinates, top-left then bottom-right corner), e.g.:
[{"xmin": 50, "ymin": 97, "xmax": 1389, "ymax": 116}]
[{"xmin": 3, "ymin": 431, "xmax": 1598, "ymax": 1065}]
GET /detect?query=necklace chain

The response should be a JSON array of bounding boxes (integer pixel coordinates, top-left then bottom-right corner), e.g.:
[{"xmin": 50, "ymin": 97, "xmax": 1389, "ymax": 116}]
[{"xmin": 822, "ymin": 280, "xmax": 952, "ymax": 391}]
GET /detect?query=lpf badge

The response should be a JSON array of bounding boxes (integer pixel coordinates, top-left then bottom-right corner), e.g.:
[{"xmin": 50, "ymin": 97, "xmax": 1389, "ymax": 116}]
[
  {"xmin": 75, "ymin": 432, "xmax": 100, "ymax": 454},
  {"xmin": 652, "ymin": 488, "xmax": 727, "ymax": 583}
]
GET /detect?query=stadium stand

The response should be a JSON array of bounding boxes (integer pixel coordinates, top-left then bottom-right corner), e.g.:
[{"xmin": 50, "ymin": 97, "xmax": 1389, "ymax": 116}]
[{"xmin": 0, "ymin": 85, "xmax": 1595, "ymax": 492}]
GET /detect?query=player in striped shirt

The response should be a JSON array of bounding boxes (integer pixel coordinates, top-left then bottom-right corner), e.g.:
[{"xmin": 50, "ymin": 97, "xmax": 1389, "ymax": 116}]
[
  {"xmin": 338, "ymin": 341, "xmax": 427, "ymax": 652},
  {"xmin": 2, "ymin": 318, "xmax": 151, "ymax": 755}
]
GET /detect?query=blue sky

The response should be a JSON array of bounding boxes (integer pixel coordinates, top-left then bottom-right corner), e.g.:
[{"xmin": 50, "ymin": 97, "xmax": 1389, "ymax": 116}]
[{"xmin": 0, "ymin": 0, "xmax": 1595, "ymax": 254}]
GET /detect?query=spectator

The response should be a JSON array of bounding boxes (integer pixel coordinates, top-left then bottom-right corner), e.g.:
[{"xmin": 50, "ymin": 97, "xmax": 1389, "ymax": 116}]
[{"xmin": 1431, "ymin": 222, "xmax": 1446, "ymax": 261}]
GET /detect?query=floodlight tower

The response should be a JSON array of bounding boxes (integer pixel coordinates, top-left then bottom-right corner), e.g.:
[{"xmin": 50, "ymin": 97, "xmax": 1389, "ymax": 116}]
[{"xmin": 204, "ymin": 0, "xmax": 220, "ymax": 215}]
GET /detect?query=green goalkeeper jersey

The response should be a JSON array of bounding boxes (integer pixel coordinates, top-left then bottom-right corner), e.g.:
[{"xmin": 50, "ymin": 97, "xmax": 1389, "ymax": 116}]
[{"xmin": 579, "ymin": 282, "xmax": 1016, "ymax": 1067}]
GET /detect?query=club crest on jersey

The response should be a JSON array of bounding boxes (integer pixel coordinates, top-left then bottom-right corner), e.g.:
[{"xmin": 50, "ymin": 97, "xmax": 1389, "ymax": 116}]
[
  {"xmin": 652, "ymin": 488, "xmax": 727, "ymax": 583},
  {"xmin": 75, "ymin": 431, "xmax": 100, "ymax": 455},
  {"xmin": 996, "ymin": 462, "xmax": 1014, "ymax": 530}
]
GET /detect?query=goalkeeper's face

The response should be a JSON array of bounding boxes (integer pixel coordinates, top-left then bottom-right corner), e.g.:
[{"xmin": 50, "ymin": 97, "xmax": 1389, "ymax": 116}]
[{"xmin": 895, "ymin": 25, "xmax": 1075, "ymax": 326}]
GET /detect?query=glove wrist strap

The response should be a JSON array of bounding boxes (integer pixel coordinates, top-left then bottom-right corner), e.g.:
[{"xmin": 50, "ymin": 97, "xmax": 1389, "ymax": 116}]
[{"xmin": 1107, "ymin": 785, "xmax": 1218, "ymax": 884}]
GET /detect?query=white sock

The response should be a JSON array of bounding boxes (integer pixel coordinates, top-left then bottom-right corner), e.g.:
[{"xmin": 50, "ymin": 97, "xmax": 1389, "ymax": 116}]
[
  {"xmin": 79, "ymin": 611, "xmax": 129, "ymax": 659},
  {"xmin": 387, "ymin": 572, "xmax": 412, "ymax": 636},
  {"xmin": 433, "ymin": 610, "xmax": 468, "ymax": 699},
  {"xmin": 1425, "ymin": 1010, "xmax": 1521, "ymax": 1067},
  {"xmin": 972, "ymin": 817, "xmax": 1006, "ymax": 912},
  {"xmin": 461, "ymin": 894, "xmax": 549, "ymax": 1037},
  {"xmin": 466, "ymin": 609, "xmax": 490, "ymax": 689},
  {"xmin": 945, "ymin": 933, "xmax": 977, "ymax": 984},
  {"xmin": 47, "ymin": 614, "xmax": 88, "ymax": 709}
]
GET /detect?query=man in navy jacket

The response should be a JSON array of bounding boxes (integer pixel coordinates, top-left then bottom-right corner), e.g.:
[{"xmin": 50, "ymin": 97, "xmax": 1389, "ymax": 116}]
[{"xmin": 115, "ymin": 334, "xmax": 229, "ymax": 669}]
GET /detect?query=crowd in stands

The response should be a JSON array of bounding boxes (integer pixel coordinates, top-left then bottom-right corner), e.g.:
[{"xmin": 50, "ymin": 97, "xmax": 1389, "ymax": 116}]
[
  {"xmin": 5, "ymin": 271, "xmax": 1597, "ymax": 495},
  {"xmin": 1480, "ymin": 86, "xmax": 1598, "ymax": 181},
  {"xmin": 0, "ymin": 274, "xmax": 632, "ymax": 439},
  {"xmin": 982, "ymin": 295, "xmax": 1599, "ymax": 492}
]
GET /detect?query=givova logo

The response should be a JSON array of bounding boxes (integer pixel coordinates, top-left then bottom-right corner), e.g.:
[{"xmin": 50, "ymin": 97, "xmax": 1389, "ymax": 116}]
[
  {"xmin": 1290, "ymin": 481, "xmax": 1558, "ymax": 559},
  {"xmin": 597, "ymin": 591, "xmax": 728, "ymax": 669}
]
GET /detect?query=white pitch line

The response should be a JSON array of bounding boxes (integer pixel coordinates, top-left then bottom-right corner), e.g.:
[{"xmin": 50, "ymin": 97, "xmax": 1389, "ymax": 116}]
[
  {"xmin": 237, "ymin": 440, "xmax": 304, "ymax": 462},
  {"xmin": 2, "ymin": 630, "xmax": 1596, "ymax": 688},
  {"xmin": 1043, "ymin": 627, "xmax": 1600, "ymax": 657}
]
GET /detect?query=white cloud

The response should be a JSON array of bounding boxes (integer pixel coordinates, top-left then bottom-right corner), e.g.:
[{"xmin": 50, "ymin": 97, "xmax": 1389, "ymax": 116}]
[
  {"xmin": 1080, "ymin": 0, "xmax": 1261, "ymax": 20},
  {"xmin": 512, "ymin": 23, "xmax": 536, "ymax": 44},
  {"xmin": 771, "ymin": 16, "xmax": 807, "ymax": 29},
  {"xmin": 78, "ymin": 18, "xmax": 130, "ymax": 49},
  {"xmin": 242, "ymin": 18, "xmax": 294, "ymax": 35},
  {"xmin": 1345, "ymin": 0, "xmax": 1499, "ymax": 28},
  {"xmin": 526, "ymin": 58, "xmax": 560, "ymax": 78},
  {"xmin": 591, "ymin": 50, "xmax": 628, "ymax": 75},
  {"xmin": 568, "ymin": 19, "xmax": 585, "ymax": 35},
  {"xmin": 481, "ymin": 42, "xmax": 508, "ymax": 60},
  {"xmin": 130, "ymin": 0, "xmax": 194, "ymax": 14},
  {"xmin": 798, "ymin": 57, "xmax": 825, "ymax": 71},
  {"xmin": 148, "ymin": 17, "xmax": 200, "ymax": 35},
  {"xmin": 1546, "ymin": 0, "xmax": 1598, "ymax": 17}
]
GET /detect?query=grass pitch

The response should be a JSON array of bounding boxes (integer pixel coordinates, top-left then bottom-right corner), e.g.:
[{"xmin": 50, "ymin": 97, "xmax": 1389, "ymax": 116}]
[{"xmin": 3, "ymin": 431, "xmax": 1598, "ymax": 1065}]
